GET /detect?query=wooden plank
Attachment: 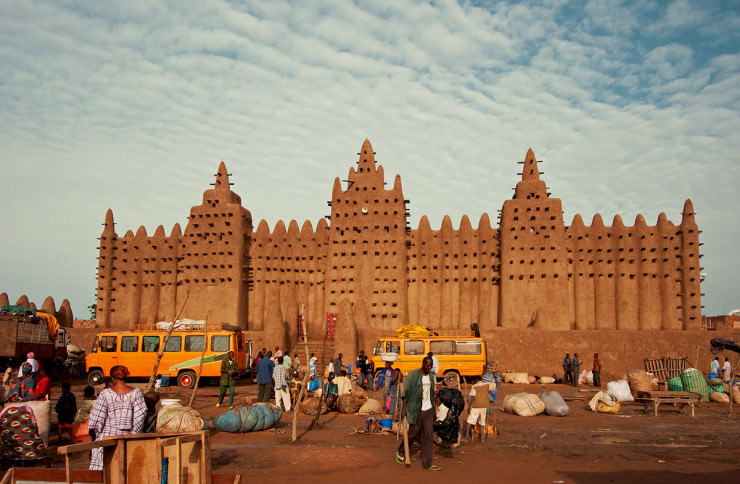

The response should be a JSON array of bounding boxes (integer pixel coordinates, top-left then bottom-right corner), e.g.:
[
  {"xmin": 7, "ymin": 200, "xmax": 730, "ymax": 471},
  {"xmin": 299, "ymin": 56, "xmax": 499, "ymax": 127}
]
[
  {"xmin": 0, "ymin": 468, "xmax": 13, "ymax": 484},
  {"xmin": 158, "ymin": 433, "xmax": 204, "ymax": 447},
  {"xmin": 58, "ymin": 439, "xmax": 118, "ymax": 455},
  {"xmin": 10, "ymin": 468, "xmax": 104, "ymax": 483},
  {"xmin": 202, "ymin": 430, "xmax": 212, "ymax": 484},
  {"xmin": 125, "ymin": 437, "xmax": 161, "ymax": 484}
]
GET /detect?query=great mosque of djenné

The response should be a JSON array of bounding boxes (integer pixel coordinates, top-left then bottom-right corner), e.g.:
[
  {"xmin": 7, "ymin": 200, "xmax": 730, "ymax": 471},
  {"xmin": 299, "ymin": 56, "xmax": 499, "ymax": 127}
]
[{"xmin": 95, "ymin": 139, "xmax": 702, "ymax": 358}]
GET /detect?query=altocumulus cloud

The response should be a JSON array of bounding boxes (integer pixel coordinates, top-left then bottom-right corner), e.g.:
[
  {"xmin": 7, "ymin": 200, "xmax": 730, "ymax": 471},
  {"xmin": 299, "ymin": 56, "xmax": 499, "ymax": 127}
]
[{"xmin": 0, "ymin": 0, "xmax": 738, "ymax": 316}]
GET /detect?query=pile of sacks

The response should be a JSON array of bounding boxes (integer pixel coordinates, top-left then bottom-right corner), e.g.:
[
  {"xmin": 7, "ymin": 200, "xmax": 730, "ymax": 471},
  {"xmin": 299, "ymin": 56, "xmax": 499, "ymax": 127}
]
[
  {"xmin": 157, "ymin": 402, "xmax": 207, "ymax": 433},
  {"xmin": 502, "ymin": 391, "xmax": 569, "ymax": 417}
]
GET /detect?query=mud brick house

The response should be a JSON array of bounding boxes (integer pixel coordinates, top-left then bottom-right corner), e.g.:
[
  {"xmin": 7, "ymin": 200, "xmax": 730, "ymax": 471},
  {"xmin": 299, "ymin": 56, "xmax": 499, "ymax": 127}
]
[{"xmin": 94, "ymin": 139, "xmax": 702, "ymax": 362}]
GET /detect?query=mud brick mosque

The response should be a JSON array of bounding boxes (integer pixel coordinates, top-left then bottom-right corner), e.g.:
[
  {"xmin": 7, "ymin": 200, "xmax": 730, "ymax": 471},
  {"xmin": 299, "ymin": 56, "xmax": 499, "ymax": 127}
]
[{"xmin": 95, "ymin": 139, "xmax": 702, "ymax": 359}]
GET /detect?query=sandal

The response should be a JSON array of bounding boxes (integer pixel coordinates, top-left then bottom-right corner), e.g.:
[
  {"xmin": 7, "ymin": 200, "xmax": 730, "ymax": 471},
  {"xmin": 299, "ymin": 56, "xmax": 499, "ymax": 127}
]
[
  {"xmin": 425, "ymin": 465, "xmax": 442, "ymax": 471},
  {"xmin": 395, "ymin": 451, "xmax": 405, "ymax": 464}
]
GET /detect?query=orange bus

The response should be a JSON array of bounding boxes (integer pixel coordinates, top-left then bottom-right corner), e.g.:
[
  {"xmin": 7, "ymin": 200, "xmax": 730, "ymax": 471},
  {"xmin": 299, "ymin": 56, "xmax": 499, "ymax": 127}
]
[
  {"xmin": 85, "ymin": 323, "xmax": 251, "ymax": 388},
  {"xmin": 370, "ymin": 334, "xmax": 487, "ymax": 387}
]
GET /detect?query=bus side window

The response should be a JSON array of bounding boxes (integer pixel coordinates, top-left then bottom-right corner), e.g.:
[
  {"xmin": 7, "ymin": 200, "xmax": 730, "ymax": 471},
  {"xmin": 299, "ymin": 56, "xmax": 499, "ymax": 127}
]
[
  {"xmin": 185, "ymin": 335, "xmax": 204, "ymax": 352},
  {"xmin": 456, "ymin": 341, "xmax": 481, "ymax": 355},
  {"xmin": 121, "ymin": 336, "xmax": 138, "ymax": 352},
  {"xmin": 430, "ymin": 340, "xmax": 454, "ymax": 355},
  {"xmin": 142, "ymin": 336, "xmax": 160, "ymax": 352},
  {"xmin": 211, "ymin": 335, "xmax": 230, "ymax": 352},
  {"xmin": 101, "ymin": 336, "xmax": 117, "ymax": 352},
  {"xmin": 165, "ymin": 336, "xmax": 182, "ymax": 352},
  {"xmin": 404, "ymin": 340, "xmax": 424, "ymax": 355},
  {"xmin": 386, "ymin": 341, "xmax": 400, "ymax": 354}
]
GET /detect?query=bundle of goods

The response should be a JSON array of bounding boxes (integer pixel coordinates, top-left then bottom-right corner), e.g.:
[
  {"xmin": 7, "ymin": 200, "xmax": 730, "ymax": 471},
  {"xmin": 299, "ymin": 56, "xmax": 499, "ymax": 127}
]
[
  {"xmin": 679, "ymin": 368, "xmax": 710, "ymax": 403},
  {"xmin": 337, "ymin": 394, "xmax": 365, "ymax": 413},
  {"xmin": 708, "ymin": 384, "xmax": 726, "ymax": 394},
  {"xmin": 539, "ymin": 391, "xmax": 569, "ymax": 417},
  {"xmin": 732, "ymin": 385, "xmax": 740, "ymax": 404},
  {"xmin": 394, "ymin": 324, "xmax": 435, "ymax": 338},
  {"xmin": 628, "ymin": 369, "xmax": 652, "ymax": 394},
  {"xmin": 502, "ymin": 372, "xmax": 530, "ymax": 384},
  {"xmin": 539, "ymin": 376, "xmax": 556, "ymax": 385},
  {"xmin": 579, "ymin": 370, "xmax": 594, "ymax": 386},
  {"xmin": 502, "ymin": 393, "xmax": 545, "ymax": 417},
  {"xmin": 709, "ymin": 392, "xmax": 730, "ymax": 403},
  {"xmin": 213, "ymin": 403, "xmax": 283, "ymax": 432},
  {"xmin": 157, "ymin": 403, "xmax": 207, "ymax": 433},
  {"xmin": 667, "ymin": 376, "xmax": 684, "ymax": 392},
  {"xmin": 589, "ymin": 391, "xmax": 620, "ymax": 413},
  {"xmin": 606, "ymin": 380, "xmax": 634, "ymax": 402},
  {"xmin": 300, "ymin": 397, "xmax": 328, "ymax": 416},
  {"xmin": 358, "ymin": 399, "xmax": 383, "ymax": 414},
  {"xmin": 707, "ymin": 373, "xmax": 724, "ymax": 386}
]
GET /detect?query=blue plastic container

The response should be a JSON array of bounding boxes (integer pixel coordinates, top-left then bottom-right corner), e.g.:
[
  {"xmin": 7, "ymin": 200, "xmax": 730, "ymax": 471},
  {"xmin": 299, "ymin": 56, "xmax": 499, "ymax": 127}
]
[
  {"xmin": 160, "ymin": 375, "xmax": 171, "ymax": 387},
  {"xmin": 379, "ymin": 418, "xmax": 393, "ymax": 430}
]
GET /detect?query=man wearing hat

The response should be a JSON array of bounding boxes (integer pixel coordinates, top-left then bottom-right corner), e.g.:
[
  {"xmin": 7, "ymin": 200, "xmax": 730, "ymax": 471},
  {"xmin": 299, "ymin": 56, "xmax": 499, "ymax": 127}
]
[
  {"xmin": 463, "ymin": 372, "xmax": 495, "ymax": 442},
  {"xmin": 18, "ymin": 352, "xmax": 39, "ymax": 378}
]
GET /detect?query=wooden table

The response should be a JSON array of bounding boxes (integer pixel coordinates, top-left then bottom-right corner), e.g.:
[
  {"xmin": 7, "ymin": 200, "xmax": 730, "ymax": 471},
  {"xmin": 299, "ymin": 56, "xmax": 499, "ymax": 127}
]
[{"xmin": 636, "ymin": 391, "xmax": 700, "ymax": 417}]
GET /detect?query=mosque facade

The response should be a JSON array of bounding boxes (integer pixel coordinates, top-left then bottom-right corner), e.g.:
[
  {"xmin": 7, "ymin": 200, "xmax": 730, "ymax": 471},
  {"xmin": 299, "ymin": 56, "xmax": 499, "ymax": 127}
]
[{"xmin": 95, "ymin": 140, "xmax": 702, "ymax": 350}]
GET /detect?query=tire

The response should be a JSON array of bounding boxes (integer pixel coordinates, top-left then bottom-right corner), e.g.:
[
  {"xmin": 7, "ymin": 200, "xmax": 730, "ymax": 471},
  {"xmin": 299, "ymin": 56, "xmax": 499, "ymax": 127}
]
[
  {"xmin": 177, "ymin": 371, "xmax": 196, "ymax": 389},
  {"xmin": 87, "ymin": 369, "xmax": 105, "ymax": 386},
  {"xmin": 443, "ymin": 371, "xmax": 460, "ymax": 388}
]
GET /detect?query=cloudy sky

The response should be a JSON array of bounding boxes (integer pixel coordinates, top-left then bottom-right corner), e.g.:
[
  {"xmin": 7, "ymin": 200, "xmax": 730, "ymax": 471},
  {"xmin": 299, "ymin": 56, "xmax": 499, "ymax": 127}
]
[{"xmin": 1, "ymin": 0, "xmax": 738, "ymax": 319}]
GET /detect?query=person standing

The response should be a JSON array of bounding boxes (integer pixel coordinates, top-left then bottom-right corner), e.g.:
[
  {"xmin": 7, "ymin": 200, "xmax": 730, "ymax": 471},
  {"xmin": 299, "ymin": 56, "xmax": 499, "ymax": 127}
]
[
  {"xmin": 463, "ymin": 372, "xmax": 495, "ymax": 442},
  {"xmin": 309, "ymin": 353, "xmax": 317, "ymax": 377},
  {"xmin": 333, "ymin": 353, "xmax": 345, "ymax": 376},
  {"xmin": 571, "ymin": 353, "xmax": 581, "ymax": 387},
  {"xmin": 562, "ymin": 354, "xmax": 571, "ymax": 385},
  {"xmin": 292, "ymin": 353, "xmax": 302, "ymax": 378},
  {"xmin": 257, "ymin": 351, "xmax": 275, "ymax": 403},
  {"xmin": 217, "ymin": 351, "xmax": 239, "ymax": 408},
  {"xmin": 710, "ymin": 356, "xmax": 720, "ymax": 376},
  {"xmin": 282, "ymin": 352, "xmax": 292, "ymax": 379},
  {"xmin": 87, "ymin": 365, "xmax": 147, "ymax": 471},
  {"xmin": 427, "ymin": 352, "xmax": 439, "ymax": 377},
  {"xmin": 592, "ymin": 353, "xmax": 602, "ymax": 387},
  {"xmin": 723, "ymin": 357, "xmax": 732, "ymax": 384},
  {"xmin": 273, "ymin": 356, "xmax": 291, "ymax": 412},
  {"xmin": 386, "ymin": 368, "xmax": 401, "ymax": 416},
  {"xmin": 395, "ymin": 356, "xmax": 440, "ymax": 471}
]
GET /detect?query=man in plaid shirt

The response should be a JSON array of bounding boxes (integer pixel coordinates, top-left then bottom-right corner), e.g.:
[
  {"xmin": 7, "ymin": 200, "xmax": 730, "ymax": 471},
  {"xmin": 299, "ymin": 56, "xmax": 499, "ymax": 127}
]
[{"xmin": 273, "ymin": 356, "xmax": 291, "ymax": 412}]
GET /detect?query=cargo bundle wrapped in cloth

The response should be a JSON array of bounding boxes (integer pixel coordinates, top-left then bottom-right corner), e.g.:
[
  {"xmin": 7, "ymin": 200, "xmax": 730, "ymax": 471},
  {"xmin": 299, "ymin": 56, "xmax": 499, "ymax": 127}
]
[{"xmin": 213, "ymin": 402, "xmax": 283, "ymax": 432}]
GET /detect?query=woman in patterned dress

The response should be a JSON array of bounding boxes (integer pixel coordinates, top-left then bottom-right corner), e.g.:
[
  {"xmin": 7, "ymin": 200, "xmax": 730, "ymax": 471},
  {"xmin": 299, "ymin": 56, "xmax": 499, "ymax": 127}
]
[
  {"xmin": 87, "ymin": 365, "xmax": 147, "ymax": 471},
  {"xmin": 0, "ymin": 363, "xmax": 47, "ymax": 462}
]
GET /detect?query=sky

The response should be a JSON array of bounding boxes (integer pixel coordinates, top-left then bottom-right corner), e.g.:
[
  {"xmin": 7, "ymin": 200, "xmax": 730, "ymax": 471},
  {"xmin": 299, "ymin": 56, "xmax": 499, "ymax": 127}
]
[{"xmin": 1, "ymin": 0, "xmax": 738, "ymax": 319}]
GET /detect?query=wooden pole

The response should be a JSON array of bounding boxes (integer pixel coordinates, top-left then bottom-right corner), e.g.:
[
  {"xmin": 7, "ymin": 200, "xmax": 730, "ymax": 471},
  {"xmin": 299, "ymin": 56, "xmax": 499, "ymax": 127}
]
[
  {"xmin": 146, "ymin": 289, "xmax": 189, "ymax": 393},
  {"xmin": 728, "ymin": 355, "xmax": 739, "ymax": 417},
  {"xmin": 188, "ymin": 313, "xmax": 209, "ymax": 408},
  {"xmin": 292, "ymin": 306, "xmax": 312, "ymax": 441},
  {"xmin": 402, "ymin": 414, "xmax": 410, "ymax": 467}
]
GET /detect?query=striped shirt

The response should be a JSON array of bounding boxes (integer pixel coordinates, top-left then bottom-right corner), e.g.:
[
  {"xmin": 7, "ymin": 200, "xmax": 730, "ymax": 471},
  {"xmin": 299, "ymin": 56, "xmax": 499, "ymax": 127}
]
[{"xmin": 273, "ymin": 363, "xmax": 287, "ymax": 389}]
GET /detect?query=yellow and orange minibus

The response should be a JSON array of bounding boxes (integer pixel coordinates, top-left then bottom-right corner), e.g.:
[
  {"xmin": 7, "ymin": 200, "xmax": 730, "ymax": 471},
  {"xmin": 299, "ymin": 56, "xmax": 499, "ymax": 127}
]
[{"xmin": 85, "ymin": 323, "xmax": 251, "ymax": 388}]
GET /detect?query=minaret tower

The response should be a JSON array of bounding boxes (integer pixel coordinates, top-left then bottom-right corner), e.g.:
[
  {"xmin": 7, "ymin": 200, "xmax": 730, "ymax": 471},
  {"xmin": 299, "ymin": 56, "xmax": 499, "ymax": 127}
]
[{"xmin": 499, "ymin": 149, "xmax": 570, "ymax": 329}]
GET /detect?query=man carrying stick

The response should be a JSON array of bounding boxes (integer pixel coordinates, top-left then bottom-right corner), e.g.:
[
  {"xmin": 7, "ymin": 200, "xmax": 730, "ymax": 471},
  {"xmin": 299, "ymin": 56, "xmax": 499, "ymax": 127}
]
[{"xmin": 394, "ymin": 356, "xmax": 441, "ymax": 471}]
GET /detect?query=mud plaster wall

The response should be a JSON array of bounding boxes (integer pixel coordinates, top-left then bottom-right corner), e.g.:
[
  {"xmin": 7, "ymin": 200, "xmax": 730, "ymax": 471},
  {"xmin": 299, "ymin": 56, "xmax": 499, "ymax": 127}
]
[
  {"xmin": 95, "ymin": 140, "xmax": 703, "ymax": 356},
  {"xmin": 487, "ymin": 328, "xmax": 739, "ymax": 382}
]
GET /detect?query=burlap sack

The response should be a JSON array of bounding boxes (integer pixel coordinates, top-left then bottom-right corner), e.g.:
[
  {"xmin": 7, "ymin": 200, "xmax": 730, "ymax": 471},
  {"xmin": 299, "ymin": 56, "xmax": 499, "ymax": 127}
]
[
  {"xmin": 358, "ymin": 399, "xmax": 383, "ymax": 414},
  {"xmin": 628, "ymin": 369, "xmax": 652, "ymax": 394},
  {"xmin": 300, "ymin": 397, "xmax": 328, "ymax": 416},
  {"xmin": 337, "ymin": 394, "xmax": 363, "ymax": 414},
  {"xmin": 156, "ymin": 404, "xmax": 206, "ymax": 433}
]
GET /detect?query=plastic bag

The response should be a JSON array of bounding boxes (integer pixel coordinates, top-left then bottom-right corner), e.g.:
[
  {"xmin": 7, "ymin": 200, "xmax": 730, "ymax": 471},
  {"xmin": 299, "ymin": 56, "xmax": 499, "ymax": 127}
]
[
  {"xmin": 539, "ymin": 391, "xmax": 569, "ymax": 417},
  {"xmin": 502, "ymin": 393, "xmax": 545, "ymax": 416},
  {"xmin": 606, "ymin": 380, "xmax": 634, "ymax": 402}
]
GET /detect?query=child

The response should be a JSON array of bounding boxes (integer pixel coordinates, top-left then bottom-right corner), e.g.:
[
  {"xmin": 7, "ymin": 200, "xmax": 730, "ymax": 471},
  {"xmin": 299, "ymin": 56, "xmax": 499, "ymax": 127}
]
[
  {"xmin": 56, "ymin": 382, "xmax": 77, "ymax": 443},
  {"xmin": 463, "ymin": 372, "xmax": 495, "ymax": 442},
  {"xmin": 75, "ymin": 386, "xmax": 97, "ymax": 422}
]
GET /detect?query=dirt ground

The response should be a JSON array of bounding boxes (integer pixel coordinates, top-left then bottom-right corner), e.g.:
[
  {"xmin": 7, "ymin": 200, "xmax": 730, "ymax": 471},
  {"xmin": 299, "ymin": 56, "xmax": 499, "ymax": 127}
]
[{"xmin": 19, "ymin": 378, "xmax": 740, "ymax": 484}]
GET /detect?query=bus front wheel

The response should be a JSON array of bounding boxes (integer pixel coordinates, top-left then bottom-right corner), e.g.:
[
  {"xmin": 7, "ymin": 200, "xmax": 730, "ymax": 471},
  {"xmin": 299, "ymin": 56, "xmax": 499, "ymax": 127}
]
[
  {"xmin": 177, "ymin": 371, "xmax": 196, "ymax": 389},
  {"xmin": 87, "ymin": 369, "xmax": 105, "ymax": 386}
]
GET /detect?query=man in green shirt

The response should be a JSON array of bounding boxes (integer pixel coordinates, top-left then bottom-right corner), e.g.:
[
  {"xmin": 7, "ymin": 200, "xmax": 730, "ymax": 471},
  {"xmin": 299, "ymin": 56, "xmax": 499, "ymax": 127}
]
[
  {"xmin": 395, "ymin": 356, "xmax": 440, "ymax": 471},
  {"xmin": 217, "ymin": 351, "xmax": 239, "ymax": 408}
]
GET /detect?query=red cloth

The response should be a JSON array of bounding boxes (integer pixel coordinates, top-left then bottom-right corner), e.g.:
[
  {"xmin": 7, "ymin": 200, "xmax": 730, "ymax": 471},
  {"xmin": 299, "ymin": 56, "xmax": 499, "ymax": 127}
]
[{"xmin": 34, "ymin": 377, "xmax": 51, "ymax": 400}]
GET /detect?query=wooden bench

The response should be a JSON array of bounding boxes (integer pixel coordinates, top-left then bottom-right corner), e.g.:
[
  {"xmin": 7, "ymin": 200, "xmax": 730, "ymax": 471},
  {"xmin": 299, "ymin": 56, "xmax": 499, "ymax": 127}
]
[{"xmin": 636, "ymin": 391, "xmax": 700, "ymax": 417}]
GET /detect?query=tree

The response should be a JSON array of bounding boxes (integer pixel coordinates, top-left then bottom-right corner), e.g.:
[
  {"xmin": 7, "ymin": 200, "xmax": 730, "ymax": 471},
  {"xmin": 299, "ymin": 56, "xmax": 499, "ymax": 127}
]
[{"xmin": 88, "ymin": 302, "xmax": 97, "ymax": 320}]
